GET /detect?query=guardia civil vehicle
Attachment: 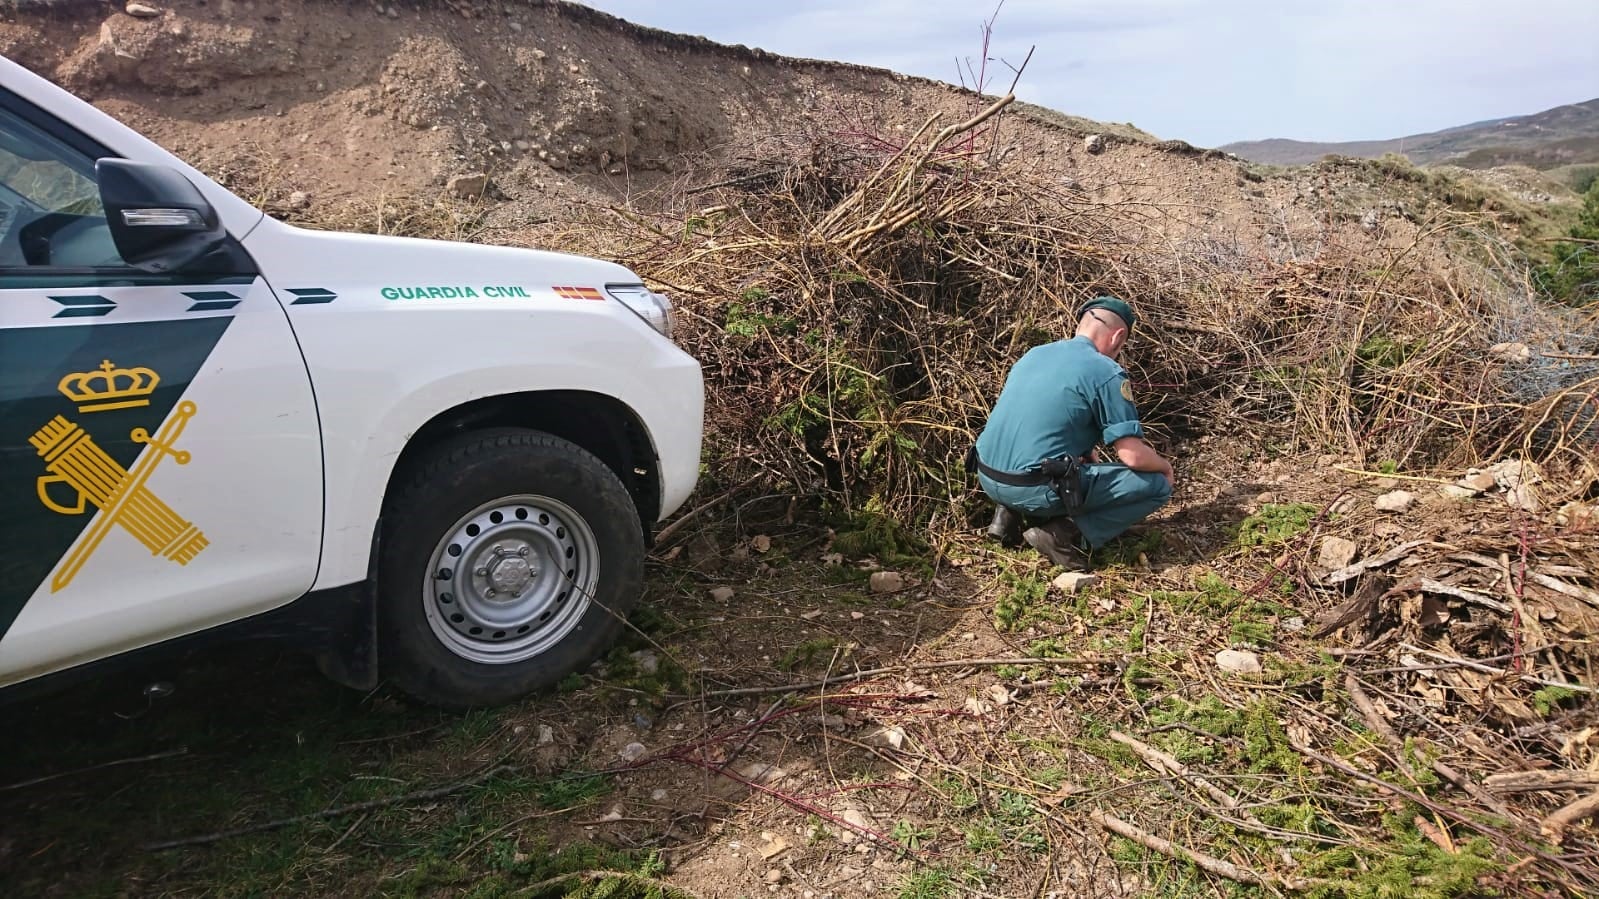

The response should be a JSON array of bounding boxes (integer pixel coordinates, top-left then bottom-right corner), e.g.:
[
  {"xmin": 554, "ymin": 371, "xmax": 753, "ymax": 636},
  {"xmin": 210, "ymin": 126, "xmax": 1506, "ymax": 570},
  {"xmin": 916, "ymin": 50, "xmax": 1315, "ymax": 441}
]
[{"xmin": 0, "ymin": 56, "xmax": 704, "ymax": 707}]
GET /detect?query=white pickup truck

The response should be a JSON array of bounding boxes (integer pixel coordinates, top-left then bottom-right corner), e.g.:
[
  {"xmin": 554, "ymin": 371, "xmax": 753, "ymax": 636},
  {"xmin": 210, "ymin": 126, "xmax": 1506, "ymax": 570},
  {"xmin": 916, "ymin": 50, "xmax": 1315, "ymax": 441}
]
[{"xmin": 0, "ymin": 55, "xmax": 704, "ymax": 707}]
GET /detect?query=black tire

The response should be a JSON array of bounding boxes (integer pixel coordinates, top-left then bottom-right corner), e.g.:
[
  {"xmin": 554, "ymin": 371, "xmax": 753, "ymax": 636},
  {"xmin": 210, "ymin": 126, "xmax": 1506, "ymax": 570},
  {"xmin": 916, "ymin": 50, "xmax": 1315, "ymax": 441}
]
[{"xmin": 377, "ymin": 428, "xmax": 644, "ymax": 708}]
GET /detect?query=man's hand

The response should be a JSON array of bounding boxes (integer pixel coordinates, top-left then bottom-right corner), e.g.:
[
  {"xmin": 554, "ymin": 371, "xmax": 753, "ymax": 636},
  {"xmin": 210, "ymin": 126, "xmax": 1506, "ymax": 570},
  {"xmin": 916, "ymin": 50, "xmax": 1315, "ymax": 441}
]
[{"xmin": 1112, "ymin": 436, "xmax": 1174, "ymax": 487}]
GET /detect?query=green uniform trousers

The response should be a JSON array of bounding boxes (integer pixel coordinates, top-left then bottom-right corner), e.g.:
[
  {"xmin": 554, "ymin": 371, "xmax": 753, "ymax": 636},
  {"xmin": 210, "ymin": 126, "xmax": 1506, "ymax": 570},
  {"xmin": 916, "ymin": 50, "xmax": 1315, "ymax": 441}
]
[{"xmin": 979, "ymin": 462, "xmax": 1171, "ymax": 550}]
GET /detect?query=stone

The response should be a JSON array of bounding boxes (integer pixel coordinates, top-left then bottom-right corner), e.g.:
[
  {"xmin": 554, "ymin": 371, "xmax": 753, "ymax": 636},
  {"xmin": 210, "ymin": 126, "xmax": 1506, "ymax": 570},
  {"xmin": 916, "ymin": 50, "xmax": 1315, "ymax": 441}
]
[
  {"xmin": 752, "ymin": 535, "xmax": 772, "ymax": 553},
  {"xmin": 869, "ymin": 571, "xmax": 905, "ymax": 594},
  {"xmin": 1374, "ymin": 490, "xmax": 1416, "ymax": 512},
  {"xmin": 1052, "ymin": 571, "xmax": 1099, "ymax": 594},
  {"xmin": 629, "ymin": 650, "xmax": 659, "ymax": 676},
  {"xmin": 1507, "ymin": 485, "xmax": 1542, "ymax": 513},
  {"xmin": 287, "ymin": 191, "xmax": 311, "ymax": 210},
  {"xmin": 876, "ymin": 726, "xmax": 906, "ymax": 749},
  {"xmin": 708, "ymin": 586, "xmax": 735, "ymax": 602},
  {"xmin": 1460, "ymin": 471, "xmax": 1497, "ymax": 492},
  {"xmin": 650, "ymin": 788, "xmax": 668, "ymax": 801},
  {"xmin": 1488, "ymin": 459, "xmax": 1540, "ymax": 489},
  {"xmin": 1440, "ymin": 485, "xmax": 1477, "ymax": 500},
  {"xmin": 741, "ymin": 763, "xmax": 789, "ymax": 785},
  {"xmin": 1216, "ymin": 649, "xmax": 1263, "ymax": 674},
  {"xmin": 447, "ymin": 172, "xmax": 490, "ymax": 198},
  {"xmin": 619, "ymin": 742, "xmax": 648, "ymax": 763},
  {"xmin": 537, "ymin": 724, "xmax": 554, "ymax": 745},
  {"xmin": 126, "ymin": 3, "xmax": 161, "ymax": 17},
  {"xmin": 1084, "ymin": 133, "xmax": 1106, "ymax": 154},
  {"xmin": 1489, "ymin": 342, "xmax": 1532, "ymax": 363},
  {"xmin": 759, "ymin": 836, "xmax": 791, "ymax": 859},
  {"xmin": 509, "ymin": 21, "xmax": 523, "ymax": 32},
  {"xmin": 850, "ymin": 611, "xmax": 865, "ymax": 620},
  {"xmin": 1317, "ymin": 536, "xmax": 1358, "ymax": 571},
  {"xmin": 765, "ymin": 869, "xmax": 784, "ymax": 884}
]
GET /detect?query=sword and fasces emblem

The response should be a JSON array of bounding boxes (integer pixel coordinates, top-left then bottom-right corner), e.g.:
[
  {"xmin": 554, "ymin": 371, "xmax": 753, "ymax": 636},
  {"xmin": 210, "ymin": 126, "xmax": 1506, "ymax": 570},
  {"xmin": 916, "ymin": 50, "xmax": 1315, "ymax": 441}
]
[{"xmin": 29, "ymin": 359, "xmax": 206, "ymax": 593}]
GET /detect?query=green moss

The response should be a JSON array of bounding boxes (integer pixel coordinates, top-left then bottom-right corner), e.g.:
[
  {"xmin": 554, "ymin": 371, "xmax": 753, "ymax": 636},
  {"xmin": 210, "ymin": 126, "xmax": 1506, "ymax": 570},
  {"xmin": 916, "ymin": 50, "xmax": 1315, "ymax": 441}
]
[{"xmin": 1236, "ymin": 503, "xmax": 1319, "ymax": 547}]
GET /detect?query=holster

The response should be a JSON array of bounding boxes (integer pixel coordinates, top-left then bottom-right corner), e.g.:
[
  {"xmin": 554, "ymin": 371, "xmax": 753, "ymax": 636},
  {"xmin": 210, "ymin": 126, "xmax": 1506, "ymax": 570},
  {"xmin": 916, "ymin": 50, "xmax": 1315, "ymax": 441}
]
[{"xmin": 965, "ymin": 445, "xmax": 1085, "ymax": 516}]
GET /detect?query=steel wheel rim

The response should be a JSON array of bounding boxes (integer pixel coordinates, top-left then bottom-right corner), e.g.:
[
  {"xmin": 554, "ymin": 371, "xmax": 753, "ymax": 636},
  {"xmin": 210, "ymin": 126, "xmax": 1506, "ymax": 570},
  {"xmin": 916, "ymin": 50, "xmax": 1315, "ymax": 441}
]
[{"xmin": 422, "ymin": 494, "xmax": 600, "ymax": 665}]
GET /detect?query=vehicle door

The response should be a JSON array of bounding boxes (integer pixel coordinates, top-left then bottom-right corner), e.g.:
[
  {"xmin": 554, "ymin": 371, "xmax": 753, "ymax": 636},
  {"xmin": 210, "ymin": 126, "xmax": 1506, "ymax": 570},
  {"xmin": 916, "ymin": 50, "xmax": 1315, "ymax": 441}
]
[{"xmin": 0, "ymin": 89, "xmax": 323, "ymax": 686}]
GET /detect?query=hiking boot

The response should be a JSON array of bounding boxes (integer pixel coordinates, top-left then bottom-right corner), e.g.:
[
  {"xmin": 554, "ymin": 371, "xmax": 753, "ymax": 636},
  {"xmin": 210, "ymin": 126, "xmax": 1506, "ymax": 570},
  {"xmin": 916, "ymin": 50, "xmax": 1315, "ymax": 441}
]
[
  {"xmin": 1023, "ymin": 519, "xmax": 1090, "ymax": 570},
  {"xmin": 986, "ymin": 505, "xmax": 1023, "ymax": 547}
]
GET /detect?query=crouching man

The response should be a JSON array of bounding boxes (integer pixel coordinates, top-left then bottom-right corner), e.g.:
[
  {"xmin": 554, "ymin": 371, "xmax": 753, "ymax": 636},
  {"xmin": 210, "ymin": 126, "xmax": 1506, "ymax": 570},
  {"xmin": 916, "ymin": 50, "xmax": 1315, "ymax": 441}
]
[{"xmin": 968, "ymin": 297, "xmax": 1174, "ymax": 568}]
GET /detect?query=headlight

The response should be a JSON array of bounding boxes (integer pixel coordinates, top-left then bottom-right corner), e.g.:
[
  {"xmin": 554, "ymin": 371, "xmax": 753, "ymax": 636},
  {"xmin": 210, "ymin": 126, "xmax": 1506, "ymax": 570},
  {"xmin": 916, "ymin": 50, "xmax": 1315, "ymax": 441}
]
[{"xmin": 605, "ymin": 284, "xmax": 674, "ymax": 340}]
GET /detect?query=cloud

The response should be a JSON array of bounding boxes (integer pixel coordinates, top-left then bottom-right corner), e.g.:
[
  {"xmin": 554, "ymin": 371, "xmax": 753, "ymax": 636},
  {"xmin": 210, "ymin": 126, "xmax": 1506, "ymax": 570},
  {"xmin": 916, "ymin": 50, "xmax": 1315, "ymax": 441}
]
[{"xmin": 575, "ymin": 0, "xmax": 1599, "ymax": 146}]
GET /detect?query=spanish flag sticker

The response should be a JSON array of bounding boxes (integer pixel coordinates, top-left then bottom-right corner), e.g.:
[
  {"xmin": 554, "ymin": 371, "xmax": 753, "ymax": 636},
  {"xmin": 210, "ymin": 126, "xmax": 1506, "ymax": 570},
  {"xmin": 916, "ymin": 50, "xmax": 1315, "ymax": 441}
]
[{"xmin": 553, "ymin": 286, "xmax": 604, "ymax": 301}]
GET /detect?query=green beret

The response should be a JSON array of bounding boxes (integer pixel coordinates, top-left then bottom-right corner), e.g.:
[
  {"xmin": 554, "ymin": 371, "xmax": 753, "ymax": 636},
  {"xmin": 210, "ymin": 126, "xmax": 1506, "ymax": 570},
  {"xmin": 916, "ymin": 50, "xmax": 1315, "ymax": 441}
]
[{"xmin": 1081, "ymin": 296, "xmax": 1136, "ymax": 333}]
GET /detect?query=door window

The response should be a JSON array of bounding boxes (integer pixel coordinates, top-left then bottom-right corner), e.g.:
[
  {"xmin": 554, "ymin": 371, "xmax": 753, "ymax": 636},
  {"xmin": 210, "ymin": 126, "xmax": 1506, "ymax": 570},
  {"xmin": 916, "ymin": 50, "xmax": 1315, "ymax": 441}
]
[{"xmin": 0, "ymin": 107, "xmax": 125, "ymax": 269}]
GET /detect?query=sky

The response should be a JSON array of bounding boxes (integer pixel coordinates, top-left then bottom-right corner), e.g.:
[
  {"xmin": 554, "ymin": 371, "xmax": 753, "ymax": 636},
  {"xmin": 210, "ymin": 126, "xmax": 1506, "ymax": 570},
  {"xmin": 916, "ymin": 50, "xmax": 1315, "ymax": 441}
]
[{"xmin": 575, "ymin": 0, "xmax": 1599, "ymax": 148}]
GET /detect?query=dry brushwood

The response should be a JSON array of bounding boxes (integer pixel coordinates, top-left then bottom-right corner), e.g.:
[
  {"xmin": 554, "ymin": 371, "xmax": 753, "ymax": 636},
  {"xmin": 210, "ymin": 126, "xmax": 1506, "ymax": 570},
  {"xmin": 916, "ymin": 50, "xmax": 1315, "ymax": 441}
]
[{"xmin": 531, "ymin": 90, "xmax": 1596, "ymax": 534}]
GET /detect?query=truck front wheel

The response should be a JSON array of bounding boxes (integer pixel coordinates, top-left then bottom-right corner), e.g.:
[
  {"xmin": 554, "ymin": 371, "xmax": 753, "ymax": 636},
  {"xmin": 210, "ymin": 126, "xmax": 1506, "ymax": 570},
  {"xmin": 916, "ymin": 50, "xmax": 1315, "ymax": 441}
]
[{"xmin": 377, "ymin": 429, "xmax": 645, "ymax": 707}]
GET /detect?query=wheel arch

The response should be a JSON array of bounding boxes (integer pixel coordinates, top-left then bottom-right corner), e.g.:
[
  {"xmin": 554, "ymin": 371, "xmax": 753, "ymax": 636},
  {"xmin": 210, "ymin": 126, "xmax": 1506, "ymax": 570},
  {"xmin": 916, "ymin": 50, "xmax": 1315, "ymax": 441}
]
[{"xmin": 382, "ymin": 390, "xmax": 663, "ymax": 542}]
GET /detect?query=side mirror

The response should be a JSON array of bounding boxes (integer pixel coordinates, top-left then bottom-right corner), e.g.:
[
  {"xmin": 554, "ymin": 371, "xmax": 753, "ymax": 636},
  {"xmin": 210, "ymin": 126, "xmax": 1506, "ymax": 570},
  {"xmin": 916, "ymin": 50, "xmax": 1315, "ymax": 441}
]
[{"xmin": 96, "ymin": 159, "xmax": 226, "ymax": 273}]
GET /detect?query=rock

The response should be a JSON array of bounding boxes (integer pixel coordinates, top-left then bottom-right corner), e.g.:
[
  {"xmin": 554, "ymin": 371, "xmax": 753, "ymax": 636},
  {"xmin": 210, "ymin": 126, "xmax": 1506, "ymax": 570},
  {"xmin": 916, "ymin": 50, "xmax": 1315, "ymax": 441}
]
[
  {"xmin": 799, "ymin": 609, "xmax": 823, "ymax": 620},
  {"xmin": 447, "ymin": 172, "xmax": 490, "ymax": 199},
  {"xmin": 869, "ymin": 571, "xmax": 905, "ymax": 594},
  {"xmin": 650, "ymin": 788, "xmax": 668, "ymax": 801},
  {"xmin": 1507, "ymin": 485, "xmax": 1542, "ymax": 513},
  {"xmin": 708, "ymin": 586, "xmax": 735, "ymax": 602},
  {"xmin": 1317, "ymin": 536, "xmax": 1358, "ymax": 571},
  {"xmin": 741, "ymin": 763, "xmax": 789, "ymax": 785},
  {"xmin": 537, "ymin": 724, "xmax": 555, "ymax": 745},
  {"xmin": 765, "ymin": 869, "xmax": 784, "ymax": 884},
  {"xmin": 839, "ymin": 807, "xmax": 872, "ymax": 843},
  {"xmin": 629, "ymin": 650, "xmax": 660, "ymax": 676},
  {"xmin": 619, "ymin": 742, "xmax": 648, "ymax": 763},
  {"xmin": 1488, "ymin": 459, "xmax": 1540, "ymax": 489},
  {"xmin": 850, "ymin": 611, "xmax": 865, "ymax": 620},
  {"xmin": 1084, "ymin": 134, "xmax": 1106, "ymax": 154},
  {"xmin": 1052, "ymin": 571, "xmax": 1099, "ymax": 594},
  {"xmin": 1459, "ymin": 471, "xmax": 1497, "ymax": 492},
  {"xmin": 287, "ymin": 191, "xmax": 311, "ymax": 211},
  {"xmin": 1360, "ymin": 209, "xmax": 1381, "ymax": 232},
  {"xmin": 1489, "ymin": 342, "xmax": 1533, "ymax": 363},
  {"xmin": 1375, "ymin": 490, "xmax": 1416, "ymax": 512},
  {"xmin": 875, "ymin": 726, "xmax": 906, "ymax": 749},
  {"xmin": 752, "ymin": 535, "xmax": 772, "ymax": 553},
  {"xmin": 1440, "ymin": 485, "xmax": 1477, "ymax": 500},
  {"xmin": 1216, "ymin": 649, "xmax": 1263, "ymax": 674},
  {"xmin": 126, "ymin": 2, "xmax": 160, "ymax": 17},
  {"xmin": 759, "ymin": 836, "xmax": 791, "ymax": 860},
  {"xmin": 509, "ymin": 21, "xmax": 523, "ymax": 32}
]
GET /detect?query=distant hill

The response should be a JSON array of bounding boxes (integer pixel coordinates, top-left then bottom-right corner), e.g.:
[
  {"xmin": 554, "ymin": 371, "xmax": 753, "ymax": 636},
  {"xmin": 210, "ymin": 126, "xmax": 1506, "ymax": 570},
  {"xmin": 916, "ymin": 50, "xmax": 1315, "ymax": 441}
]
[{"xmin": 1223, "ymin": 98, "xmax": 1599, "ymax": 172}]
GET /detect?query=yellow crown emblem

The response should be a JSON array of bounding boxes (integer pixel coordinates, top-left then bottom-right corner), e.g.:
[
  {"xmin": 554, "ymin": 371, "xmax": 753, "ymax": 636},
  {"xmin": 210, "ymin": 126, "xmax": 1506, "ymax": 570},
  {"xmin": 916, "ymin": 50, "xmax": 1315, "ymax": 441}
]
[{"xmin": 58, "ymin": 359, "xmax": 161, "ymax": 413}]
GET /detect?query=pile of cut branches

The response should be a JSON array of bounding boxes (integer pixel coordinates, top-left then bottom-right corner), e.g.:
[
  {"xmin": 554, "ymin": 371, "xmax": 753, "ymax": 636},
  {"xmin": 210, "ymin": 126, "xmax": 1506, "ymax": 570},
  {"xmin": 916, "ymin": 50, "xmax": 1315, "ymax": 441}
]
[{"xmin": 545, "ymin": 95, "xmax": 1598, "ymax": 530}]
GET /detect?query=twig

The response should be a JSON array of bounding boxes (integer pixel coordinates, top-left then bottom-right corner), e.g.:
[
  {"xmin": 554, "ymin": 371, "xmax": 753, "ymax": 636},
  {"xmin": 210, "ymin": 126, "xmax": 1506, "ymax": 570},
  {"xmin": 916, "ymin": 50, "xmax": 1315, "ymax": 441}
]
[
  {"xmin": 1, "ymin": 747, "xmax": 189, "ymax": 792},
  {"xmin": 452, "ymin": 804, "xmax": 590, "ymax": 861},
  {"xmin": 680, "ymin": 656, "xmax": 1099, "ymax": 700},
  {"xmin": 1344, "ymin": 675, "xmax": 1412, "ymax": 777},
  {"xmin": 651, "ymin": 475, "xmax": 762, "ymax": 548},
  {"xmin": 514, "ymin": 869, "xmax": 693, "ymax": 898},
  {"xmin": 1089, "ymin": 810, "xmax": 1303, "ymax": 890},
  {"xmin": 1543, "ymin": 790, "xmax": 1599, "ymax": 844},
  {"xmin": 1398, "ymin": 644, "xmax": 1599, "ymax": 694},
  {"xmin": 1110, "ymin": 730, "xmax": 1294, "ymax": 864},
  {"xmin": 143, "ymin": 765, "xmax": 515, "ymax": 851},
  {"xmin": 1487, "ymin": 770, "xmax": 1599, "ymax": 794},
  {"xmin": 1335, "ymin": 467, "xmax": 1458, "ymax": 486}
]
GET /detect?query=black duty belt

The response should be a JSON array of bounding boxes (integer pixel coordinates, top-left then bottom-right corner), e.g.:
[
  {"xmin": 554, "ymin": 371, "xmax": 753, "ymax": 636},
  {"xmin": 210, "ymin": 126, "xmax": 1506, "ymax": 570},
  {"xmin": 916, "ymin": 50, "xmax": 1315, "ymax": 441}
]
[{"xmin": 965, "ymin": 446, "xmax": 1086, "ymax": 514}]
